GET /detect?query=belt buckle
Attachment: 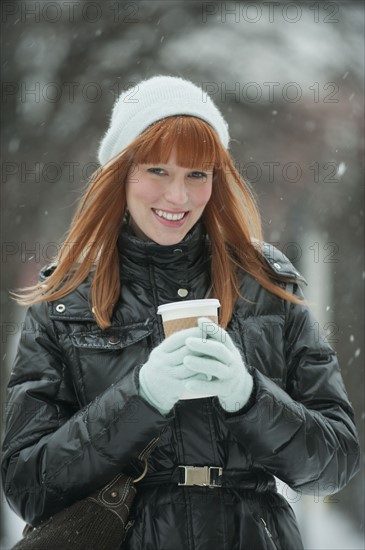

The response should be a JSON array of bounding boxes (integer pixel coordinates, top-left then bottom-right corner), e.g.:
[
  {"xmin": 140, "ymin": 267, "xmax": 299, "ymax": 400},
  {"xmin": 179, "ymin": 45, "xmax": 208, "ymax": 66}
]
[{"xmin": 178, "ymin": 466, "xmax": 223, "ymax": 488}]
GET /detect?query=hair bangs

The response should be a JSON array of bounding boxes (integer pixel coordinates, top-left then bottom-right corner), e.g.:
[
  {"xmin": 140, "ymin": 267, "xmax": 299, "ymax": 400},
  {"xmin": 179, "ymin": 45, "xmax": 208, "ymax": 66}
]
[{"xmin": 130, "ymin": 116, "xmax": 221, "ymax": 172}]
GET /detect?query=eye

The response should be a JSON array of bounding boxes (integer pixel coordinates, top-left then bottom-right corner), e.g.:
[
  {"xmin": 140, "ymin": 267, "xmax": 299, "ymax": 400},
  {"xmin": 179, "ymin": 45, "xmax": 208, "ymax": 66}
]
[
  {"xmin": 189, "ymin": 171, "xmax": 208, "ymax": 179},
  {"xmin": 147, "ymin": 167, "xmax": 165, "ymax": 175}
]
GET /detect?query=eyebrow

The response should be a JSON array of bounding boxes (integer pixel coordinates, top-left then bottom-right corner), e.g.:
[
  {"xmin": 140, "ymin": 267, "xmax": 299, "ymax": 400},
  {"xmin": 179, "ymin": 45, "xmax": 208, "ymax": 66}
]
[{"xmin": 140, "ymin": 163, "xmax": 212, "ymax": 172}]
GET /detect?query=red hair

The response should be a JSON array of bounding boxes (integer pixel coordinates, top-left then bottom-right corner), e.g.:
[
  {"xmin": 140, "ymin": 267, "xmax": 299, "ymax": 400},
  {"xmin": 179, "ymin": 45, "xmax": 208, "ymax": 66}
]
[{"xmin": 14, "ymin": 116, "xmax": 302, "ymax": 329}]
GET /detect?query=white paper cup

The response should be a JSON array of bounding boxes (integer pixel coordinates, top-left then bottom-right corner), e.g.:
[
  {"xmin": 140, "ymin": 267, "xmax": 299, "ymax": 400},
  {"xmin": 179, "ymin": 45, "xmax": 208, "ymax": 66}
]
[
  {"xmin": 157, "ymin": 299, "xmax": 221, "ymax": 399},
  {"xmin": 157, "ymin": 299, "xmax": 220, "ymax": 337}
]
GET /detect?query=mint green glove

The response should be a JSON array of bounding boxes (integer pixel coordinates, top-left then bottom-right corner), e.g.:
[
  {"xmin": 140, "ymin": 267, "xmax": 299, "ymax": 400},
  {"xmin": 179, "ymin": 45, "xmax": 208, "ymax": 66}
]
[
  {"xmin": 139, "ymin": 326, "xmax": 205, "ymax": 415},
  {"xmin": 183, "ymin": 317, "xmax": 254, "ymax": 412}
]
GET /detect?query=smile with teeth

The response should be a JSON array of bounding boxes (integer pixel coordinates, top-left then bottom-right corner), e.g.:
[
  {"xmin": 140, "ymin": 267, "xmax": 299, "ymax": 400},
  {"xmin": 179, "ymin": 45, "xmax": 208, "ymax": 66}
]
[{"xmin": 153, "ymin": 209, "xmax": 187, "ymax": 221}]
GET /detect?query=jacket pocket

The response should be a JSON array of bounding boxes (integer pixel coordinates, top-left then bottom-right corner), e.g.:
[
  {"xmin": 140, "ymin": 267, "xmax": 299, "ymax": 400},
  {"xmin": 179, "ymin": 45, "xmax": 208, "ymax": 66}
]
[
  {"xmin": 253, "ymin": 512, "xmax": 279, "ymax": 550},
  {"xmin": 71, "ymin": 323, "xmax": 153, "ymax": 350},
  {"xmin": 69, "ymin": 323, "xmax": 154, "ymax": 404}
]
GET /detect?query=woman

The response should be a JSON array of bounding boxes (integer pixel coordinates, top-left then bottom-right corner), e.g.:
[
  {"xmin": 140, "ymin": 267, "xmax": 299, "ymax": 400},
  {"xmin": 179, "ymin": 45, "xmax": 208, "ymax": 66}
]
[{"xmin": 2, "ymin": 76, "xmax": 360, "ymax": 549}]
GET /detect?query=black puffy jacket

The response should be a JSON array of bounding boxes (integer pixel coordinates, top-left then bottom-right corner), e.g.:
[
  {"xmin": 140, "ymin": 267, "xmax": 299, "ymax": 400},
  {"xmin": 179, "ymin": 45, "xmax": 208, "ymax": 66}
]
[{"xmin": 1, "ymin": 222, "xmax": 360, "ymax": 550}]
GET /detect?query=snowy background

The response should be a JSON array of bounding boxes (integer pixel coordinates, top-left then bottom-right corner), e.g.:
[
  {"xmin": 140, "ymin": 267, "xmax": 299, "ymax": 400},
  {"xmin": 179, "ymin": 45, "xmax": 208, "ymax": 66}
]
[{"xmin": 1, "ymin": 0, "xmax": 364, "ymax": 548}]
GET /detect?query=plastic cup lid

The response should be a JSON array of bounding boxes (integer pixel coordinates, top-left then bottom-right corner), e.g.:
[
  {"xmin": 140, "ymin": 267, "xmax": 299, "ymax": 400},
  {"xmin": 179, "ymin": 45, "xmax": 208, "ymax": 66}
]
[{"xmin": 157, "ymin": 299, "xmax": 221, "ymax": 314}]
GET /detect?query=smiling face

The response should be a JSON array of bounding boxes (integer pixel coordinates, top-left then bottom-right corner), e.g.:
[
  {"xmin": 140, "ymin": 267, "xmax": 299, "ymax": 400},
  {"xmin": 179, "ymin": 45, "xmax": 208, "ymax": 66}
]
[{"xmin": 125, "ymin": 148, "xmax": 213, "ymax": 246}]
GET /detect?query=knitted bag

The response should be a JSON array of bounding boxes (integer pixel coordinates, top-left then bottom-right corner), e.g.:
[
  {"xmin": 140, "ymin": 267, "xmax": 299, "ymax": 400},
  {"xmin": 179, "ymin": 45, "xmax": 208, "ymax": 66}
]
[
  {"xmin": 13, "ymin": 473, "xmax": 137, "ymax": 550},
  {"xmin": 12, "ymin": 438, "xmax": 159, "ymax": 550}
]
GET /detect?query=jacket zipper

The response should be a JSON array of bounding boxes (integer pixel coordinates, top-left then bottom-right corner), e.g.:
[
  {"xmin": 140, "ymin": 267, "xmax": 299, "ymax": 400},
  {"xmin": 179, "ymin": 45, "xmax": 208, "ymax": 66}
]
[
  {"xmin": 259, "ymin": 516, "xmax": 278, "ymax": 550},
  {"xmin": 123, "ymin": 519, "xmax": 135, "ymax": 541}
]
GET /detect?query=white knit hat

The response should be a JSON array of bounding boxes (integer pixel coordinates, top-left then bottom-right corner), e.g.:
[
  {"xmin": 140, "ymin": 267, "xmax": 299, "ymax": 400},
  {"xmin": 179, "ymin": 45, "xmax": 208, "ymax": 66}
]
[{"xmin": 98, "ymin": 75, "xmax": 230, "ymax": 166}]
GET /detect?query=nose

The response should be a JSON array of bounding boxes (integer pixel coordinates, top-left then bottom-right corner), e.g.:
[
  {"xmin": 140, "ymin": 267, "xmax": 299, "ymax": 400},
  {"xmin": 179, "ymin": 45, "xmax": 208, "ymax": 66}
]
[{"xmin": 165, "ymin": 175, "xmax": 188, "ymax": 206}]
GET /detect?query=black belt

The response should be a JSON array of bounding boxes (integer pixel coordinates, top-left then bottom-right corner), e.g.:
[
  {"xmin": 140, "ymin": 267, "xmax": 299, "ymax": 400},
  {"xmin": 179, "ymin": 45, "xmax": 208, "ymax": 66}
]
[{"xmin": 138, "ymin": 466, "xmax": 276, "ymax": 492}]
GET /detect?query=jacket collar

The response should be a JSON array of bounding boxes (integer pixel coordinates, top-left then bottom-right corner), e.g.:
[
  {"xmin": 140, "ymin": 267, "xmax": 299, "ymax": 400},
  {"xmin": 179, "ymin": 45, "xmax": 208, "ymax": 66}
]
[{"xmin": 117, "ymin": 219, "xmax": 209, "ymax": 269}]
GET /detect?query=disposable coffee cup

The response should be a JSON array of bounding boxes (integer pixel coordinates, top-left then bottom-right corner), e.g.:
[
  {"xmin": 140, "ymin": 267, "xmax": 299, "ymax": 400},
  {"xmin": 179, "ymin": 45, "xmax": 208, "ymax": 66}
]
[
  {"xmin": 157, "ymin": 299, "xmax": 221, "ymax": 338},
  {"xmin": 157, "ymin": 299, "xmax": 221, "ymax": 400}
]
